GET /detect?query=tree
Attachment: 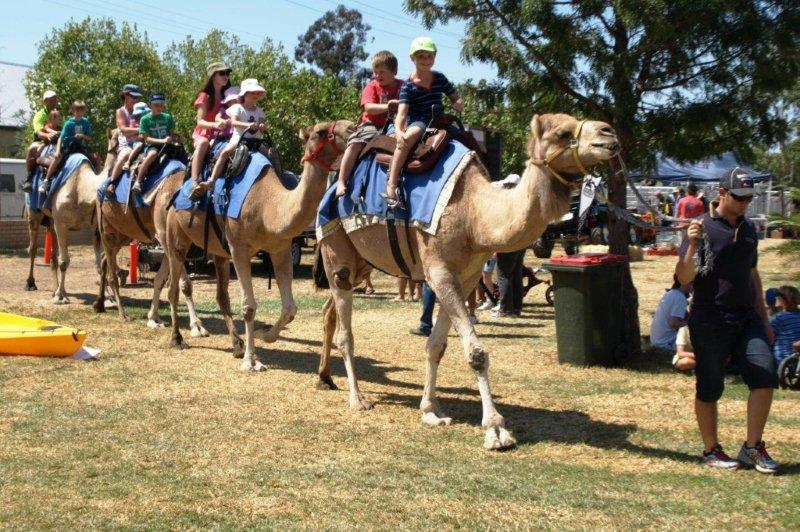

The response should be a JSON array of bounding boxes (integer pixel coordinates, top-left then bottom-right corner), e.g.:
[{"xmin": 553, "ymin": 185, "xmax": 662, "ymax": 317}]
[
  {"xmin": 294, "ymin": 5, "xmax": 372, "ymax": 84},
  {"xmin": 407, "ymin": 0, "xmax": 800, "ymax": 357},
  {"xmin": 23, "ymin": 18, "xmax": 169, "ymax": 153}
]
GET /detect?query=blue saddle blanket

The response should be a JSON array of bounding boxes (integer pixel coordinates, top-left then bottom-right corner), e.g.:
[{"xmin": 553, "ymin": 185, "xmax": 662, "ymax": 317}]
[
  {"xmin": 97, "ymin": 159, "xmax": 186, "ymax": 208},
  {"xmin": 28, "ymin": 152, "xmax": 89, "ymax": 212},
  {"xmin": 173, "ymin": 150, "xmax": 272, "ymax": 219},
  {"xmin": 315, "ymin": 139, "xmax": 473, "ymax": 239}
]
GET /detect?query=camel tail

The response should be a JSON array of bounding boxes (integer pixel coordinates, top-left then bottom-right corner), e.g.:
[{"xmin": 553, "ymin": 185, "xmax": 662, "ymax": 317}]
[{"xmin": 312, "ymin": 244, "xmax": 329, "ymax": 290}]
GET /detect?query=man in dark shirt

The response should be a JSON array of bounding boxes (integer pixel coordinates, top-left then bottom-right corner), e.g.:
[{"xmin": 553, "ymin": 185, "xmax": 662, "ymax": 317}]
[{"xmin": 676, "ymin": 167, "xmax": 780, "ymax": 473}]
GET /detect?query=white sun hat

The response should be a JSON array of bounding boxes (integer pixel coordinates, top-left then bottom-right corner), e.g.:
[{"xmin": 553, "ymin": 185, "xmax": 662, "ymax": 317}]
[
  {"xmin": 43, "ymin": 90, "xmax": 57, "ymax": 100},
  {"xmin": 222, "ymin": 86, "xmax": 241, "ymax": 104},
  {"xmin": 239, "ymin": 78, "xmax": 266, "ymax": 96}
]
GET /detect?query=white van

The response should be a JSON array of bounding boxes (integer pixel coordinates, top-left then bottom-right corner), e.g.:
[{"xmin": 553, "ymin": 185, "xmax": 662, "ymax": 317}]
[{"xmin": 0, "ymin": 158, "xmax": 27, "ymax": 220}]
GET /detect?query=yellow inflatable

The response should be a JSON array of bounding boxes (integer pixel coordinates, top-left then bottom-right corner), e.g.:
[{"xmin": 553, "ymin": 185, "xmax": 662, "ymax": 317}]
[{"xmin": 0, "ymin": 312, "xmax": 86, "ymax": 357}]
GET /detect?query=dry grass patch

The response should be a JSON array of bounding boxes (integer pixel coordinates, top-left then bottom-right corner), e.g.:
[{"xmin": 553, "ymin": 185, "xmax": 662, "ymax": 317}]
[{"xmin": 1, "ymin": 241, "xmax": 799, "ymax": 528}]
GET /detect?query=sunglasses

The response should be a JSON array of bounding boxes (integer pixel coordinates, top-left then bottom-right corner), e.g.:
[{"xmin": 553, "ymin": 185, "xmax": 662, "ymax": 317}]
[
  {"xmin": 729, "ymin": 192, "xmax": 753, "ymax": 203},
  {"xmin": 215, "ymin": 70, "xmax": 231, "ymax": 77}
]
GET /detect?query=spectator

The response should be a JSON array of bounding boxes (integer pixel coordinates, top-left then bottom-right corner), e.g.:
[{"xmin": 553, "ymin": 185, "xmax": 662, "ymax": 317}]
[
  {"xmin": 676, "ymin": 167, "xmax": 780, "ymax": 473},
  {"xmin": 650, "ymin": 277, "xmax": 692, "ymax": 351},
  {"xmin": 770, "ymin": 286, "xmax": 800, "ymax": 366},
  {"xmin": 764, "ymin": 287, "xmax": 780, "ymax": 316},
  {"xmin": 477, "ymin": 255, "xmax": 497, "ymax": 311},
  {"xmin": 395, "ymin": 278, "xmax": 421, "ymax": 302},
  {"xmin": 494, "ymin": 249, "xmax": 525, "ymax": 318},
  {"xmin": 673, "ymin": 325, "xmax": 697, "ymax": 372},
  {"xmin": 409, "ymin": 282, "xmax": 436, "ymax": 337},
  {"xmin": 676, "ymin": 183, "xmax": 706, "ymax": 222}
]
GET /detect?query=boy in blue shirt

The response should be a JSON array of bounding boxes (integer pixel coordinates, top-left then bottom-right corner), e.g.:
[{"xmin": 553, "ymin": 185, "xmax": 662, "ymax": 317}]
[
  {"xmin": 40, "ymin": 100, "xmax": 93, "ymax": 193},
  {"xmin": 385, "ymin": 37, "xmax": 463, "ymax": 205}
]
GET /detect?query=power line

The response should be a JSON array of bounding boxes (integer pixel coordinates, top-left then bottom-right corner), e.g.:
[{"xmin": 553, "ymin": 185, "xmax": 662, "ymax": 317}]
[{"xmin": 344, "ymin": 0, "xmax": 463, "ymax": 39}]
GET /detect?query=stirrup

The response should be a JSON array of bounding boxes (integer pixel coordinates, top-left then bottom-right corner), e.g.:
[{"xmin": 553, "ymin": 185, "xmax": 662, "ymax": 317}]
[
  {"xmin": 21, "ymin": 180, "xmax": 33, "ymax": 193},
  {"xmin": 131, "ymin": 181, "xmax": 142, "ymax": 194},
  {"xmin": 105, "ymin": 183, "xmax": 116, "ymax": 196},
  {"xmin": 189, "ymin": 181, "xmax": 210, "ymax": 201},
  {"xmin": 381, "ymin": 187, "xmax": 405, "ymax": 209}
]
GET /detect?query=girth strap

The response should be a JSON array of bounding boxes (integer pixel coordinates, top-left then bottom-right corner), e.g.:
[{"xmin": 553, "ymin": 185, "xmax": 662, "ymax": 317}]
[{"xmin": 386, "ymin": 209, "xmax": 412, "ymax": 279}]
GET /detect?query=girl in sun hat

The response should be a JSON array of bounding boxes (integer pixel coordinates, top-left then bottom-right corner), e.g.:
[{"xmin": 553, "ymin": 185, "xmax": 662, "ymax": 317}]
[
  {"xmin": 192, "ymin": 78, "xmax": 268, "ymax": 198},
  {"xmin": 213, "ymin": 86, "xmax": 240, "ymax": 142},
  {"xmin": 189, "ymin": 61, "xmax": 232, "ymax": 191}
]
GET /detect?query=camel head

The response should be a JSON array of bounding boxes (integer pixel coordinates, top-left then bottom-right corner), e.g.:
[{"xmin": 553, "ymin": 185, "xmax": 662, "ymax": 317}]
[
  {"xmin": 527, "ymin": 113, "xmax": 619, "ymax": 189},
  {"xmin": 299, "ymin": 120, "xmax": 357, "ymax": 172}
]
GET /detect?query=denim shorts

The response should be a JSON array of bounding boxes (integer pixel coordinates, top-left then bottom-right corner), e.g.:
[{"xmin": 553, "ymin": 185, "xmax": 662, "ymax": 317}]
[{"xmin": 688, "ymin": 309, "xmax": 777, "ymax": 402}]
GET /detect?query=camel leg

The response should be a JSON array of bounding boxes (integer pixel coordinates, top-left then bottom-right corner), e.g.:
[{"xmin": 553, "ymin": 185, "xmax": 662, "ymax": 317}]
[
  {"xmin": 93, "ymin": 254, "xmax": 108, "ymax": 313},
  {"xmin": 166, "ymin": 245, "xmax": 188, "ymax": 350},
  {"xmin": 51, "ymin": 220, "xmax": 70, "ymax": 304},
  {"xmin": 212, "ymin": 255, "xmax": 244, "ymax": 358},
  {"xmin": 425, "ymin": 267, "xmax": 516, "ymax": 450},
  {"xmin": 420, "ymin": 306, "xmax": 453, "ymax": 427},
  {"xmin": 105, "ymin": 244, "xmax": 128, "ymax": 320},
  {"xmin": 146, "ymin": 259, "xmax": 169, "ymax": 328},
  {"xmin": 256, "ymin": 247, "xmax": 297, "ymax": 344},
  {"xmin": 331, "ymin": 284, "xmax": 372, "ymax": 410},
  {"xmin": 316, "ymin": 296, "xmax": 339, "ymax": 390},
  {"xmin": 26, "ymin": 215, "xmax": 40, "ymax": 290},
  {"xmin": 182, "ymin": 266, "xmax": 209, "ymax": 338},
  {"xmin": 230, "ymin": 245, "xmax": 263, "ymax": 371}
]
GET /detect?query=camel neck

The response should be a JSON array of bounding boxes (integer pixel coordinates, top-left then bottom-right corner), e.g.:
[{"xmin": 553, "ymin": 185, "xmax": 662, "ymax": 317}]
[
  {"xmin": 471, "ymin": 161, "xmax": 571, "ymax": 252},
  {"xmin": 264, "ymin": 163, "xmax": 328, "ymax": 234}
]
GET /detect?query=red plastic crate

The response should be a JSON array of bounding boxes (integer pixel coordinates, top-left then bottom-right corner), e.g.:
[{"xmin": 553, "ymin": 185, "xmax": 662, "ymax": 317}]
[{"xmin": 549, "ymin": 253, "xmax": 629, "ymax": 265}]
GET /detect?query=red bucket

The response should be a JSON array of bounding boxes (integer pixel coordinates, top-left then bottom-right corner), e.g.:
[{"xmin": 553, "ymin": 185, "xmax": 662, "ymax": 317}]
[{"xmin": 549, "ymin": 253, "xmax": 629, "ymax": 265}]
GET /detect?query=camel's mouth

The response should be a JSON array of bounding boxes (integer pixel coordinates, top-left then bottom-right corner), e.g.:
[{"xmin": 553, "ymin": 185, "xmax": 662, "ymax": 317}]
[{"xmin": 590, "ymin": 141, "xmax": 620, "ymax": 155}]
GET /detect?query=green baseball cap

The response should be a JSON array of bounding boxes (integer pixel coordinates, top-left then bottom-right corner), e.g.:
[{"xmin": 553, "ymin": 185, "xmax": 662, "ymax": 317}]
[{"xmin": 409, "ymin": 36, "xmax": 437, "ymax": 55}]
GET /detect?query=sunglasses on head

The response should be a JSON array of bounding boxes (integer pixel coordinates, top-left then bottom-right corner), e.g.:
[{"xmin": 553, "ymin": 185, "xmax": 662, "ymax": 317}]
[{"xmin": 728, "ymin": 191, "xmax": 753, "ymax": 202}]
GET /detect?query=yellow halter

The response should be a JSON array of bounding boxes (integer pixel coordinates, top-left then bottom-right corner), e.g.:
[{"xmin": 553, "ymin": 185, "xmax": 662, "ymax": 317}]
[{"xmin": 530, "ymin": 119, "xmax": 590, "ymax": 189}]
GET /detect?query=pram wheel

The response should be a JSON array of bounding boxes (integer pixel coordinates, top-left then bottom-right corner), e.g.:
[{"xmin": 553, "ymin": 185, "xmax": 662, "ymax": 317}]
[
  {"xmin": 778, "ymin": 354, "xmax": 800, "ymax": 390},
  {"xmin": 545, "ymin": 285, "xmax": 554, "ymax": 306}
]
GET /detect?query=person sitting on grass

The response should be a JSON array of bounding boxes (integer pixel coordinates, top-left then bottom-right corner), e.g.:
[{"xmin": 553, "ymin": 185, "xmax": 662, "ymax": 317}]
[
  {"xmin": 649, "ymin": 276, "xmax": 692, "ymax": 351},
  {"xmin": 132, "ymin": 93, "xmax": 178, "ymax": 195},
  {"xmin": 673, "ymin": 325, "xmax": 696, "ymax": 372},
  {"xmin": 39, "ymin": 100, "xmax": 93, "ymax": 194},
  {"xmin": 384, "ymin": 36, "xmax": 463, "ymax": 206}
]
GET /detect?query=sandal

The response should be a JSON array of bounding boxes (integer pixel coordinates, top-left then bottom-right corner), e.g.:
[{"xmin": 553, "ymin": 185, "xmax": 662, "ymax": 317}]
[
  {"xmin": 105, "ymin": 183, "xmax": 116, "ymax": 196},
  {"xmin": 131, "ymin": 180, "xmax": 142, "ymax": 194},
  {"xmin": 189, "ymin": 181, "xmax": 211, "ymax": 201}
]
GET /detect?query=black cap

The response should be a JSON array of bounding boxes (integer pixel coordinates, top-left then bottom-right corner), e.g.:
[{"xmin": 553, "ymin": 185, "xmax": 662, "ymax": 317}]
[
  {"xmin": 149, "ymin": 93, "xmax": 166, "ymax": 105},
  {"xmin": 122, "ymin": 84, "xmax": 142, "ymax": 98},
  {"xmin": 719, "ymin": 167, "xmax": 754, "ymax": 196}
]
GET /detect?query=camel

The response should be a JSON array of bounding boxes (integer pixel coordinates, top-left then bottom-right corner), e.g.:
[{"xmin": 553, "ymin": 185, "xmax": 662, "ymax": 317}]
[
  {"xmin": 164, "ymin": 120, "xmax": 356, "ymax": 369},
  {"xmin": 26, "ymin": 132, "xmax": 117, "ymax": 302},
  {"xmin": 93, "ymin": 166, "xmax": 244, "ymax": 356},
  {"xmin": 316, "ymin": 113, "xmax": 620, "ymax": 450}
]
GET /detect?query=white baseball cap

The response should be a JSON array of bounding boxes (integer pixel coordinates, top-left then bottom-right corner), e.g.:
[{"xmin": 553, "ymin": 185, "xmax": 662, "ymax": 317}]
[
  {"xmin": 43, "ymin": 90, "xmax": 57, "ymax": 100},
  {"xmin": 239, "ymin": 78, "xmax": 266, "ymax": 96}
]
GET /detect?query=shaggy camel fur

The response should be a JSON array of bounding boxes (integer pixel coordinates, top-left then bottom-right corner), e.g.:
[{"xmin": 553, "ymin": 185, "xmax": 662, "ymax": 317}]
[
  {"xmin": 317, "ymin": 113, "xmax": 619, "ymax": 450},
  {"xmin": 33, "ymin": 133, "xmax": 117, "ymax": 303},
  {"xmin": 164, "ymin": 120, "xmax": 355, "ymax": 368},
  {"xmin": 94, "ymin": 167, "xmax": 244, "ymax": 356}
]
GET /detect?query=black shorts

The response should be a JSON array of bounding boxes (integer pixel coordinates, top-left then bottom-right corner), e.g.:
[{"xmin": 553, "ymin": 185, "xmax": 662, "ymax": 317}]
[{"xmin": 688, "ymin": 309, "xmax": 777, "ymax": 402}]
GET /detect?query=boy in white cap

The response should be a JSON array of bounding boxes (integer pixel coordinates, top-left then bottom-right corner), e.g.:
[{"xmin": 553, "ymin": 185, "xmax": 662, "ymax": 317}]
[
  {"xmin": 191, "ymin": 78, "xmax": 268, "ymax": 199},
  {"xmin": 22, "ymin": 90, "xmax": 59, "ymax": 192},
  {"xmin": 133, "ymin": 93, "xmax": 178, "ymax": 194}
]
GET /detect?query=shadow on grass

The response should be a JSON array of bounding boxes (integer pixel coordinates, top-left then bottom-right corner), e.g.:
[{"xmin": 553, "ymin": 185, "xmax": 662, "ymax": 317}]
[{"xmin": 381, "ymin": 390, "xmax": 698, "ymax": 463}]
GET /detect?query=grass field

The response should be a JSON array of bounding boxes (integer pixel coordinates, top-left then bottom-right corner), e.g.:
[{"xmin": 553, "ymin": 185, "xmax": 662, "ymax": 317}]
[{"xmin": 1, "ymin": 241, "xmax": 799, "ymax": 528}]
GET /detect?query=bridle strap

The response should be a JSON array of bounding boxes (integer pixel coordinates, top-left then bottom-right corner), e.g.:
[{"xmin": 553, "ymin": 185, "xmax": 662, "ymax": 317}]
[
  {"xmin": 530, "ymin": 119, "xmax": 588, "ymax": 189},
  {"xmin": 301, "ymin": 121, "xmax": 342, "ymax": 171}
]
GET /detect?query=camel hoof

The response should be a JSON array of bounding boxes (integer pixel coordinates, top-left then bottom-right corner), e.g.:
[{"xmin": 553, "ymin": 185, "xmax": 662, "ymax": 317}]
[
  {"xmin": 146, "ymin": 319, "xmax": 166, "ymax": 329},
  {"xmin": 52, "ymin": 295, "xmax": 70, "ymax": 305},
  {"xmin": 25, "ymin": 280, "xmax": 37, "ymax": 291},
  {"xmin": 121, "ymin": 314, "xmax": 132, "ymax": 322},
  {"xmin": 316, "ymin": 375, "xmax": 338, "ymax": 390},
  {"xmin": 170, "ymin": 335, "xmax": 188, "ymax": 350},
  {"xmin": 483, "ymin": 427, "xmax": 517, "ymax": 451},
  {"xmin": 232, "ymin": 337, "xmax": 245, "ymax": 358},
  {"xmin": 421, "ymin": 412, "xmax": 452, "ymax": 427},
  {"xmin": 350, "ymin": 396, "xmax": 374, "ymax": 411},
  {"xmin": 190, "ymin": 324, "xmax": 210, "ymax": 338},
  {"xmin": 240, "ymin": 360, "xmax": 267, "ymax": 372},
  {"xmin": 256, "ymin": 325, "xmax": 278, "ymax": 343},
  {"xmin": 92, "ymin": 300, "xmax": 106, "ymax": 313}
]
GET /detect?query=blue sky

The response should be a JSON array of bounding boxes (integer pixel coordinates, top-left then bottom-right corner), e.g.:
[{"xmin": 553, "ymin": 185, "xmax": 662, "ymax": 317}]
[{"xmin": 0, "ymin": 0, "xmax": 497, "ymax": 82}]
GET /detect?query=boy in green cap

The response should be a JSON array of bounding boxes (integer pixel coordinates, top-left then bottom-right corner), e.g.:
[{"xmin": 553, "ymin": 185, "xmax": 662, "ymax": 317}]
[{"xmin": 385, "ymin": 36, "xmax": 463, "ymax": 205}]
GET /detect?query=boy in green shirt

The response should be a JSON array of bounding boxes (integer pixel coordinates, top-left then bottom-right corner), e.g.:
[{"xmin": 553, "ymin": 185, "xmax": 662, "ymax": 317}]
[{"xmin": 133, "ymin": 93, "xmax": 179, "ymax": 194}]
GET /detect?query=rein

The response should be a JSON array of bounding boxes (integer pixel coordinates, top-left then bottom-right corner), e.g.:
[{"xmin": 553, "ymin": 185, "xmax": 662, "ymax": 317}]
[
  {"xmin": 530, "ymin": 119, "xmax": 591, "ymax": 189},
  {"xmin": 301, "ymin": 121, "xmax": 342, "ymax": 171}
]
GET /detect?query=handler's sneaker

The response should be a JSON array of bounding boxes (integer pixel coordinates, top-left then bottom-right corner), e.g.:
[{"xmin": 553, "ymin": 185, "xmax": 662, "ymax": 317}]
[
  {"xmin": 701, "ymin": 445, "xmax": 740, "ymax": 470},
  {"xmin": 738, "ymin": 441, "xmax": 780, "ymax": 474},
  {"xmin": 478, "ymin": 299, "xmax": 494, "ymax": 311}
]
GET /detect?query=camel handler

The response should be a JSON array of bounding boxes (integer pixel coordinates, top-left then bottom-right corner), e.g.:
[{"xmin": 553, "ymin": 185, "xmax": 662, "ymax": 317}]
[
  {"xmin": 21, "ymin": 90, "xmax": 60, "ymax": 192},
  {"xmin": 675, "ymin": 167, "xmax": 780, "ymax": 473}
]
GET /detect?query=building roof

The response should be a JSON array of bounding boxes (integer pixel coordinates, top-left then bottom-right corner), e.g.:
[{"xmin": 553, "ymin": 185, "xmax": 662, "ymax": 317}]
[{"xmin": 0, "ymin": 61, "xmax": 31, "ymax": 128}]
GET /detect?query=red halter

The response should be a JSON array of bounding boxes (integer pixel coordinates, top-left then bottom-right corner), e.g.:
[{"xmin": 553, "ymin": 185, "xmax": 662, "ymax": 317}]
[{"xmin": 301, "ymin": 121, "xmax": 342, "ymax": 171}]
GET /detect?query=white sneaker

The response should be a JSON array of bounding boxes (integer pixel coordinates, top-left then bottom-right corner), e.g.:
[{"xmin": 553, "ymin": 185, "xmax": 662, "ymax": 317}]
[
  {"xmin": 478, "ymin": 300, "xmax": 494, "ymax": 311},
  {"xmin": 492, "ymin": 303, "xmax": 501, "ymax": 312}
]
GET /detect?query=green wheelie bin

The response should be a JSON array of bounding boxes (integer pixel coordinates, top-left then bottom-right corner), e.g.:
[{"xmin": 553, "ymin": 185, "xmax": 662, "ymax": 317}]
[{"xmin": 543, "ymin": 253, "xmax": 629, "ymax": 366}]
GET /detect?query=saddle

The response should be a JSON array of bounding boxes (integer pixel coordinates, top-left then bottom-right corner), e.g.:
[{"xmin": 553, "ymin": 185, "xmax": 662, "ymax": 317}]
[{"xmin": 358, "ymin": 114, "xmax": 487, "ymax": 174}]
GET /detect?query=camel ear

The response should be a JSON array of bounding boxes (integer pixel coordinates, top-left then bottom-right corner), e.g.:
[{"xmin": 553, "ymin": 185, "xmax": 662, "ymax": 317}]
[
  {"xmin": 530, "ymin": 115, "xmax": 542, "ymax": 140},
  {"xmin": 299, "ymin": 127, "xmax": 310, "ymax": 142}
]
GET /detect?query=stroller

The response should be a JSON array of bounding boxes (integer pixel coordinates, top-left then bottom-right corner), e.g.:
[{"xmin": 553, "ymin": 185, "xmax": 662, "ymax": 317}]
[
  {"xmin": 480, "ymin": 266, "xmax": 554, "ymax": 307},
  {"xmin": 778, "ymin": 343, "xmax": 800, "ymax": 390}
]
